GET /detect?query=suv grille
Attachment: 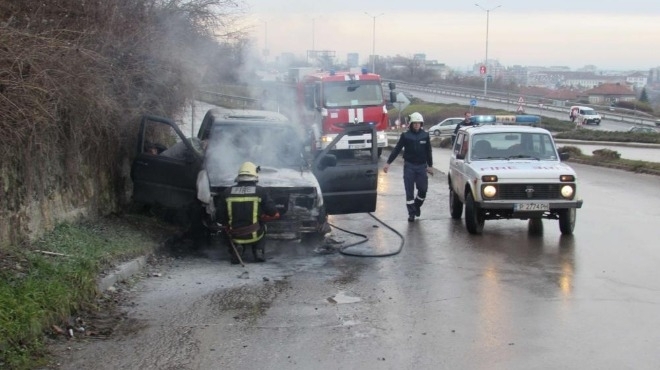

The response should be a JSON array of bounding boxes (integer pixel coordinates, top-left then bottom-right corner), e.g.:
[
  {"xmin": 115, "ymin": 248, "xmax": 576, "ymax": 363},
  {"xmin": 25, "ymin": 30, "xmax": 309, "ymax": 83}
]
[{"xmin": 494, "ymin": 183, "xmax": 562, "ymax": 200}]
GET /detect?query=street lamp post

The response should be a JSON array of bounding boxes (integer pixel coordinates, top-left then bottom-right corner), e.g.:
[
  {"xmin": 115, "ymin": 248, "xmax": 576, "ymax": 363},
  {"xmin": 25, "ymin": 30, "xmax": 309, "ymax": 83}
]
[
  {"xmin": 262, "ymin": 20, "xmax": 269, "ymax": 63},
  {"xmin": 364, "ymin": 12, "xmax": 384, "ymax": 74},
  {"xmin": 475, "ymin": 3, "xmax": 500, "ymax": 97}
]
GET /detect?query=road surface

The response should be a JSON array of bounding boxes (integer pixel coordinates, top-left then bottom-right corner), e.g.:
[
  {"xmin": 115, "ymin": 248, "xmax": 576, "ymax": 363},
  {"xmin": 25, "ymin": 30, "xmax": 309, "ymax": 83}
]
[{"xmin": 48, "ymin": 149, "xmax": 660, "ymax": 370}]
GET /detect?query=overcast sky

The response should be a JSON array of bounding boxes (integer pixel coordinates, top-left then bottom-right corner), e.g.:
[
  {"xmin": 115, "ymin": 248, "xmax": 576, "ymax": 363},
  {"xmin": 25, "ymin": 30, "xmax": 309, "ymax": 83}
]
[{"xmin": 243, "ymin": 0, "xmax": 660, "ymax": 71}]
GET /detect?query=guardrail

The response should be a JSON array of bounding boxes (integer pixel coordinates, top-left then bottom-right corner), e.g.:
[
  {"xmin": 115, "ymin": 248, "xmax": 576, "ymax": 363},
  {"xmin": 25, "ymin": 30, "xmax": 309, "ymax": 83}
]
[
  {"xmin": 197, "ymin": 90, "xmax": 261, "ymax": 109},
  {"xmin": 391, "ymin": 81, "xmax": 658, "ymax": 127}
]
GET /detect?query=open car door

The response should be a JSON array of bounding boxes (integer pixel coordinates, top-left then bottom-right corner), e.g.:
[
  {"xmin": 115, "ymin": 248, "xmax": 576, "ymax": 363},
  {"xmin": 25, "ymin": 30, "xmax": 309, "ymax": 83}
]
[
  {"xmin": 312, "ymin": 125, "xmax": 379, "ymax": 214},
  {"xmin": 130, "ymin": 115, "xmax": 203, "ymax": 210}
]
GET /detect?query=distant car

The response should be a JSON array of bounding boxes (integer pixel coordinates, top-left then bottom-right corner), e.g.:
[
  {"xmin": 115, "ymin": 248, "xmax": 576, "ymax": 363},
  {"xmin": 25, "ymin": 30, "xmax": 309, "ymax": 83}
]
[
  {"xmin": 427, "ymin": 117, "xmax": 463, "ymax": 136},
  {"xmin": 569, "ymin": 105, "xmax": 601, "ymax": 125},
  {"xmin": 628, "ymin": 126, "xmax": 658, "ymax": 134}
]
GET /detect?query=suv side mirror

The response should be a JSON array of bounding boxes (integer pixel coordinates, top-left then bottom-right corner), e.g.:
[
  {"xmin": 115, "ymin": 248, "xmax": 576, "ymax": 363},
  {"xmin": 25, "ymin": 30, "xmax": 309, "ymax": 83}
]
[
  {"xmin": 318, "ymin": 154, "xmax": 337, "ymax": 170},
  {"xmin": 559, "ymin": 152, "xmax": 570, "ymax": 161}
]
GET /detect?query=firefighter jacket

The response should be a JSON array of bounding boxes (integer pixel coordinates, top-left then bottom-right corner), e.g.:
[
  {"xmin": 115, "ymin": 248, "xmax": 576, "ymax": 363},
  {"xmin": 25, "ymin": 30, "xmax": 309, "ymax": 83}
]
[
  {"xmin": 386, "ymin": 128, "xmax": 433, "ymax": 167},
  {"xmin": 216, "ymin": 181, "xmax": 279, "ymax": 244},
  {"xmin": 452, "ymin": 118, "xmax": 475, "ymax": 137}
]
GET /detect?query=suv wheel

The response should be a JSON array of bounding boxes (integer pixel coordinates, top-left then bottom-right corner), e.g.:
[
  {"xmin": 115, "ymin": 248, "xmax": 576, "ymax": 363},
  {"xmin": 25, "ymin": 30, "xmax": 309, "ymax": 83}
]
[
  {"xmin": 449, "ymin": 186, "xmax": 463, "ymax": 219},
  {"xmin": 465, "ymin": 192, "xmax": 484, "ymax": 234},
  {"xmin": 558, "ymin": 208, "xmax": 576, "ymax": 235}
]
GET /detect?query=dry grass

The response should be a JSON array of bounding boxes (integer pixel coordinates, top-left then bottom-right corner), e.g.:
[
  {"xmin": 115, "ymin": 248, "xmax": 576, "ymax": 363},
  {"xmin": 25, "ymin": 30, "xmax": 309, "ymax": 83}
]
[{"xmin": 0, "ymin": 0, "xmax": 249, "ymax": 248}]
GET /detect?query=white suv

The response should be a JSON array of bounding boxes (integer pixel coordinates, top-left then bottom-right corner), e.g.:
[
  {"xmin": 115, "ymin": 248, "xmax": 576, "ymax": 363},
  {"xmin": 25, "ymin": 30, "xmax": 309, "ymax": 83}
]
[{"xmin": 448, "ymin": 125, "xmax": 583, "ymax": 234}]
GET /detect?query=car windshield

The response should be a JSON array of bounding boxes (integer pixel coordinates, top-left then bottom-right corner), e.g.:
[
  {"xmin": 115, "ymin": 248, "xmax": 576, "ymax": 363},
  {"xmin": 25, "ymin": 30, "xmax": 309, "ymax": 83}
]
[
  {"xmin": 583, "ymin": 109, "xmax": 597, "ymax": 115},
  {"xmin": 470, "ymin": 132, "xmax": 558, "ymax": 161},
  {"xmin": 323, "ymin": 80, "xmax": 383, "ymax": 107},
  {"xmin": 204, "ymin": 123, "xmax": 305, "ymax": 179}
]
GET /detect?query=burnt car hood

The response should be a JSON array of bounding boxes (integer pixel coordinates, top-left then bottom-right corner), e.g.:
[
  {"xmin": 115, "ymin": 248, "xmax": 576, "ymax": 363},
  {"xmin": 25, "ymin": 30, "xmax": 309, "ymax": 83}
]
[{"xmin": 208, "ymin": 165, "xmax": 322, "ymax": 194}]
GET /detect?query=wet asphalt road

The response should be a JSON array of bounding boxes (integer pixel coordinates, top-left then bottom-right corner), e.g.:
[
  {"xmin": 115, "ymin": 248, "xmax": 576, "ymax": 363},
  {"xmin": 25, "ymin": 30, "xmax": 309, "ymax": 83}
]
[{"xmin": 54, "ymin": 153, "xmax": 660, "ymax": 370}]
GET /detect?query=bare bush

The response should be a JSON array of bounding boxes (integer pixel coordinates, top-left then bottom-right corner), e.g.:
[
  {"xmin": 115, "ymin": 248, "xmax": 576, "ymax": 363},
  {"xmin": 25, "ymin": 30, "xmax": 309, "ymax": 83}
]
[{"xmin": 0, "ymin": 0, "xmax": 248, "ymax": 246}]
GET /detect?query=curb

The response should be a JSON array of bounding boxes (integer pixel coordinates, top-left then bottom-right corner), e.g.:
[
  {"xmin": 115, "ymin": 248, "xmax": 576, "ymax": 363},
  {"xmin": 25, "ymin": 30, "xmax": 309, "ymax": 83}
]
[
  {"xmin": 97, "ymin": 256, "xmax": 148, "ymax": 292},
  {"xmin": 554, "ymin": 138, "xmax": 660, "ymax": 149}
]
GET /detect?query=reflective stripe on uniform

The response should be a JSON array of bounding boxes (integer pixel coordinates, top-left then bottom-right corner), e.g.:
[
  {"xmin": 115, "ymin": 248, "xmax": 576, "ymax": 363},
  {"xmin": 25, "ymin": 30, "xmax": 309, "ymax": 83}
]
[{"xmin": 227, "ymin": 196, "xmax": 262, "ymax": 243}]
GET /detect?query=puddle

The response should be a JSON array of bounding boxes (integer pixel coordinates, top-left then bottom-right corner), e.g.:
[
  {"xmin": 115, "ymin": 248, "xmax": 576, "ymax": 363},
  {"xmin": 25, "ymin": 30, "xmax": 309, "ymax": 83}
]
[{"xmin": 329, "ymin": 291, "xmax": 362, "ymax": 304}]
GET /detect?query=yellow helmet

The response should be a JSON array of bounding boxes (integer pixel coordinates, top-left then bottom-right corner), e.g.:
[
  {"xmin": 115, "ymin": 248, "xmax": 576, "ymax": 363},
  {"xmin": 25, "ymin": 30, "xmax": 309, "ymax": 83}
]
[{"xmin": 235, "ymin": 161, "xmax": 259, "ymax": 182}]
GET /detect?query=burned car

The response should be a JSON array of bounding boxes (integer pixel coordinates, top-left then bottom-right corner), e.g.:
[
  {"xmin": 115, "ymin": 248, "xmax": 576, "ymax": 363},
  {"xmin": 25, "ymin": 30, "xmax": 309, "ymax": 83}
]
[{"xmin": 131, "ymin": 108, "xmax": 379, "ymax": 239}]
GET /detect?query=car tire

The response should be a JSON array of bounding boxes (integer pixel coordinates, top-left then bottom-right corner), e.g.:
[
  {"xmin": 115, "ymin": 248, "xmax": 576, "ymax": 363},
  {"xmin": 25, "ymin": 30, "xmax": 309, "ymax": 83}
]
[
  {"xmin": 528, "ymin": 218, "xmax": 543, "ymax": 235},
  {"xmin": 434, "ymin": 130, "xmax": 440, "ymax": 136},
  {"xmin": 465, "ymin": 192, "xmax": 484, "ymax": 234},
  {"xmin": 449, "ymin": 185, "xmax": 463, "ymax": 219},
  {"xmin": 558, "ymin": 208, "xmax": 576, "ymax": 235}
]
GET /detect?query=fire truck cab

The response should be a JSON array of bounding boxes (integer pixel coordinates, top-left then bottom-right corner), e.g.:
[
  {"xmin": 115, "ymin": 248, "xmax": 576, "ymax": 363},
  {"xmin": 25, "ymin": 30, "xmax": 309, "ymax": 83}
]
[{"xmin": 297, "ymin": 69, "xmax": 396, "ymax": 156}]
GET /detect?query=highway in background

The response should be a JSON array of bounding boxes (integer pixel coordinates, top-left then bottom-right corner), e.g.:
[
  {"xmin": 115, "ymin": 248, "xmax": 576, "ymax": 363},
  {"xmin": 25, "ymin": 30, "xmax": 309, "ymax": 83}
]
[{"xmin": 397, "ymin": 82, "xmax": 656, "ymax": 132}]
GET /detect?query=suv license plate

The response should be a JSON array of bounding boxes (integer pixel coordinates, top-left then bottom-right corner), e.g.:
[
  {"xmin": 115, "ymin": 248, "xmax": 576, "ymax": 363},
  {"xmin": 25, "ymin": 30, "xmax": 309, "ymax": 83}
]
[
  {"xmin": 349, "ymin": 144, "xmax": 366, "ymax": 149},
  {"xmin": 515, "ymin": 203, "xmax": 549, "ymax": 211}
]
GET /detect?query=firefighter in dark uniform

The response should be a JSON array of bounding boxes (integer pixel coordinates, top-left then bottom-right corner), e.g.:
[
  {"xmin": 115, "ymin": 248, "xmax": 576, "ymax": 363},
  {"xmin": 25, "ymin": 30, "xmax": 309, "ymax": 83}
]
[
  {"xmin": 216, "ymin": 162, "xmax": 280, "ymax": 263},
  {"xmin": 383, "ymin": 112, "xmax": 433, "ymax": 222}
]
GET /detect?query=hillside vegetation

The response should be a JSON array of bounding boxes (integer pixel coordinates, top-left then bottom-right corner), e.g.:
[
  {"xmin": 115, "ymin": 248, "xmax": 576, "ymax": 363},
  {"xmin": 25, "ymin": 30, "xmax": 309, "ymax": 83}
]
[{"xmin": 0, "ymin": 0, "xmax": 247, "ymax": 247}]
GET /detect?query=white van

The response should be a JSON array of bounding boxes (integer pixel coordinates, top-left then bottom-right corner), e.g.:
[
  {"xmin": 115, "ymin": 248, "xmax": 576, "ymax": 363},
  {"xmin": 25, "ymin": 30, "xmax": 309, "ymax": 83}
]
[{"xmin": 569, "ymin": 106, "xmax": 601, "ymax": 125}]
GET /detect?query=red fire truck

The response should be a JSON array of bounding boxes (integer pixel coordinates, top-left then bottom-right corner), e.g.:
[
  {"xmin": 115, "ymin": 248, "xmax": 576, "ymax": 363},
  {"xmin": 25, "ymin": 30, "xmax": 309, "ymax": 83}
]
[{"xmin": 294, "ymin": 68, "xmax": 396, "ymax": 156}]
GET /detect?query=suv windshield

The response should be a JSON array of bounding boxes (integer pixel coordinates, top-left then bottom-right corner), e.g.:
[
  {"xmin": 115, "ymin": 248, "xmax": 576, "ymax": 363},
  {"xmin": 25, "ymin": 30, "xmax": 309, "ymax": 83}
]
[
  {"xmin": 204, "ymin": 124, "xmax": 305, "ymax": 178},
  {"xmin": 470, "ymin": 132, "xmax": 558, "ymax": 161},
  {"xmin": 582, "ymin": 109, "xmax": 597, "ymax": 115},
  {"xmin": 323, "ymin": 81, "xmax": 383, "ymax": 107}
]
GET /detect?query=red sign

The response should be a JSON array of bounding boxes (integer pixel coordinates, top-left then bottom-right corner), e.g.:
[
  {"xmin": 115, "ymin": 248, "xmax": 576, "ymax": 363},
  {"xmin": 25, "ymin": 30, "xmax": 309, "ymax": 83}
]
[{"xmin": 480, "ymin": 65, "xmax": 486, "ymax": 75}]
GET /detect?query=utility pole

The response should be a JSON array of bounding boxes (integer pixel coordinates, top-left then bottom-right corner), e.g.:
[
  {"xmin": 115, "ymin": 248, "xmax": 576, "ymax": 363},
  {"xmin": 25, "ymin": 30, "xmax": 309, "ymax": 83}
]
[
  {"xmin": 475, "ymin": 4, "xmax": 501, "ymax": 97},
  {"xmin": 364, "ymin": 12, "xmax": 384, "ymax": 74}
]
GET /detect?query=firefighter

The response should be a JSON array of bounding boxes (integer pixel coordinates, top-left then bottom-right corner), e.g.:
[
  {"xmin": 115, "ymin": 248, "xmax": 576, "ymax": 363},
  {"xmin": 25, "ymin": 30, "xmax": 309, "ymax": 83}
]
[
  {"xmin": 383, "ymin": 112, "xmax": 433, "ymax": 222},
  {"xmin": 216, "ymin": 162, "xmax": 280, "ymax": 263}
]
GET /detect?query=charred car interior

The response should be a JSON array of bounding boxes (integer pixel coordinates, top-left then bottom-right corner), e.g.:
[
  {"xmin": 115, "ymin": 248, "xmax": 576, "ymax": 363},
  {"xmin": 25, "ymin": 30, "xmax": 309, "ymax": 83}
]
[{"xmin": 131, "ymin": 107, "xmax": 380, "ymax": 240}]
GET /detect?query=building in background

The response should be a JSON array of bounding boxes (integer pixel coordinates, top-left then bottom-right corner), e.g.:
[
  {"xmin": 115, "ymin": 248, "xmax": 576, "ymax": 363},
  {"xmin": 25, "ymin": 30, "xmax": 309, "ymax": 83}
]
[{"xmin": 347, "ymin": 53, "xmax": 359, "ymax": 68}]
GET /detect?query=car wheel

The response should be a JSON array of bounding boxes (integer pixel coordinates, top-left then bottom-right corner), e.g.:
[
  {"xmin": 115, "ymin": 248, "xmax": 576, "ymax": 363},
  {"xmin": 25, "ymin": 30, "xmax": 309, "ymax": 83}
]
[
  {"xmin": 449, "ymin": 185, "xmax": 463, "ymax": 219},
  {"xmin": 558, "ymin": 208, "xmax": 576, "ymax": 235},
  {"xmin": 434, "ymin": 130, "xmax": 440, "ymax": 136},
  {"xmin": 465, "ymin": 192, "xmax": 484, "ymax": 234}
]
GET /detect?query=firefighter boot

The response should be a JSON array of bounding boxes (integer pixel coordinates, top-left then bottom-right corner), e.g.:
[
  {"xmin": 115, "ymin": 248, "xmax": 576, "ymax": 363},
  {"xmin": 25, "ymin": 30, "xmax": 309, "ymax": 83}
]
[
  {"xmin": 414, "ymin": 198, "xmax": 424, "ymax": 217},
  {"xmin": 252, "ymin": 245, "xmax": 266, "ymax": 262},
  {"xmin": 406, "ymin": 203, "xmax": 416, "ymax": 222}
]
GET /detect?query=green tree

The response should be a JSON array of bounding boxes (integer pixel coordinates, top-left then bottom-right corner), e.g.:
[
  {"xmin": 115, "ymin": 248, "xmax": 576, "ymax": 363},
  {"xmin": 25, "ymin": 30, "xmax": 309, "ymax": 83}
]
[{"xmin": 640, "ymin": 87, "xmax": 649, "ymax": 103}]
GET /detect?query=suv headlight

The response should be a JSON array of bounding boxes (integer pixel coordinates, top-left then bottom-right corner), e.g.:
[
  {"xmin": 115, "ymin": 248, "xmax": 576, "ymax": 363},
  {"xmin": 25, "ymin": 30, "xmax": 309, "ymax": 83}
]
[
  {"xmin": 482, "ymin": 185, "xmax": 497, "ymax": 198},
  {"xmin": 560, "ymin": 184, "xmax": 575, "ymax": 199}
]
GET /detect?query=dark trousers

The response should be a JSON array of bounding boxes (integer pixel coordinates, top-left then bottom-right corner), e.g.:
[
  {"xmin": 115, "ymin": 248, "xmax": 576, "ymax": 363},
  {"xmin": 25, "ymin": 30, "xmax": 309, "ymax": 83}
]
[{"xmin": 403, "ymin": 162, "xmax": 428, "ymax": 216}]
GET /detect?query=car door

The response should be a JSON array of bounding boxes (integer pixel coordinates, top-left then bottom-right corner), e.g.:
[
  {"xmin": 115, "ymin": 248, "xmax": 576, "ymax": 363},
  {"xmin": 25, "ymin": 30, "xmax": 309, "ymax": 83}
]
[
  {"xmin": 441, "ymin": 119, "xmax": 461, "ymax": 134},
  {"xmin": 312, "ymin": 125, "xmax": 378, "ymax": 214},
  {"xmin": 449, "ymin": 131, "xmax": 469, "ymax": 200},
  {"xmin": 130, "ymin": 115, "xmax": 203, "ymax": 210}
]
